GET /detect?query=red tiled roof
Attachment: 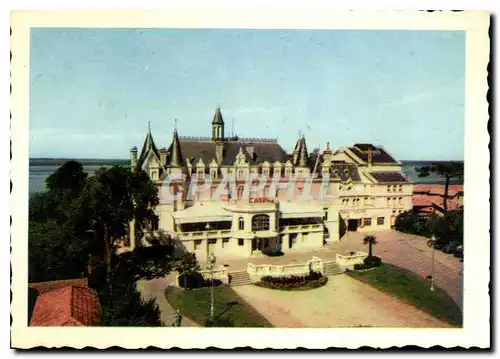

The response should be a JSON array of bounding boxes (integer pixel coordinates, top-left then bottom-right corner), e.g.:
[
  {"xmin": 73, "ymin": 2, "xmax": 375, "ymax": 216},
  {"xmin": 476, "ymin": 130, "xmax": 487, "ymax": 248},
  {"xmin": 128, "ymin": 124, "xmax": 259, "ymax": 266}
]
[
  {"xmin": 413, "ymin": 184, "xmax": 463, "ymax": 197},
  {"xmin": 29, "ymin": 278, "xmax": 88, "ymax": 295},
  {"xmin": 30, "ymin": 286, "xmax": 101, "ymax": 326}
]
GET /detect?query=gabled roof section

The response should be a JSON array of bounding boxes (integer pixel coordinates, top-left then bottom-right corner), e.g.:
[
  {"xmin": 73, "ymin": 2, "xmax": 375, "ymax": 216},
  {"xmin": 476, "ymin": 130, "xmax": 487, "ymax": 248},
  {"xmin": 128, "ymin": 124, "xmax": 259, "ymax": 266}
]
[
  {"xmin": 30, "ymin": 286, "xmax": 101, "ymax": 326},
  {"xmin": 348, "ymin": 144, "xmax": 398, "ymax": 164},
  {"xmin": 138, "ymin": 122, "xmax": 161, "ymax": 168},
  {"xmin": 369, "ymin": 171, "xmax": 408, "ymax": 183}
]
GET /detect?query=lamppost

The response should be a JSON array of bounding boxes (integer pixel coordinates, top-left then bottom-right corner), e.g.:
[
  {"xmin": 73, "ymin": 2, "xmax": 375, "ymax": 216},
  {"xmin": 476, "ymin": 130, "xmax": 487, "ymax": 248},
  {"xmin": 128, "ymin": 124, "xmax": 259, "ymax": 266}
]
[
  {"xmin": 207, "ymin": 252, "xmax": 217, "ymax": 325},
  {"xmin": 430, "ymin": 235, "xmax": 436, "ymax": 292}
]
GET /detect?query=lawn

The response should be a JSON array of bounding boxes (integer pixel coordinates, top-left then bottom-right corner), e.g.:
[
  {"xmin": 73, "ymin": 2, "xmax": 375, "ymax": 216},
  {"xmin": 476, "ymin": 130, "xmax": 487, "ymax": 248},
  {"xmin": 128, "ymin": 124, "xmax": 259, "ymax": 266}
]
[
  {"xmin": 165, "ymin": 285, "xmax": 273, "ymax": 327},
  {"xmin": 348, "ymin": 263, "xmax": 462, "ymax": 327}
]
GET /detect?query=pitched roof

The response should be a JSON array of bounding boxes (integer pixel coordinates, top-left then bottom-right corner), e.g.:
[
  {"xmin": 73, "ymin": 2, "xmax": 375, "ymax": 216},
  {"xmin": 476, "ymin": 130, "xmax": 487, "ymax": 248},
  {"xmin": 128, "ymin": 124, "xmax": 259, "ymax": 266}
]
[
  {"xmin": 28, "ymin": 278, "xmax": 89, "ymax": 295},
  {"xmin": 30, "ymin": 286, "xmax": 101, "ymax": 326},
  {"xmin": 348, "ymin": 144, "xmax": 398, "ymax": 164},
  {"xmin": 413, "ymin": 184, "xmax": 463, "ymax": 197},
  {"xmin": 297, "ymin": 137, "xmax": 310, "ymax": 167},
  {"xmin": 212, "ymin": 106, "xmax": 225, "ymax": 125},
  {"xmin": 138, "ymin": 125, "xmax": 161, "ymax": 168},
  {"xmin": 177, "ymin": 139, "xmax": 289, "ymax": 166},
  {"xmin": 369, "ymin": 171, "xmax": 409, "ymax": 183},
  {"xmin": 331, "ymin": 163, "xmax": 362, "ymax": 182},
  {"xmin": 168, "ymin": 128, "xmax": 184, "ymax": 167}
]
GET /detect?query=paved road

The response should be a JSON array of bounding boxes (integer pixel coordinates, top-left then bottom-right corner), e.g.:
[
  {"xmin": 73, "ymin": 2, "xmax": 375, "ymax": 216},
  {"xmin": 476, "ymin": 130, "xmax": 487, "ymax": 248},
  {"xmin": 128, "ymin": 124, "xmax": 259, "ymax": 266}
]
[
  {"xmin": 211, "ymin": 230, "xmax": 463, "ymax": 309},
  {"xmin": 328, "ymin": 231, "xmax": 463, "ymax": 309},
  {"xmin": 136, "ymin": 275, "xmax": 199, "ymax": 327},
  {"xmin": 233, "ymin": 274, "xmax": 452, "ymax": 328}
]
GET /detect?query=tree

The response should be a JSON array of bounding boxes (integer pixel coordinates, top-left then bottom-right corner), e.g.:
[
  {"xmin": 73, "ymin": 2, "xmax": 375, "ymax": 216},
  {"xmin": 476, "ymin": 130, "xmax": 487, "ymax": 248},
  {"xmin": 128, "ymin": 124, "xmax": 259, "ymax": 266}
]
[
  {"xmin": 363, "ymin": 235, "xmax": 378, "ymax": 257},
  {"xmin": 175, "ymin": 252, "xmax": 201, "ymax": 289},
  {"xmin": 78, "ymin": 166, "xmax": 159, "ymax": 286},
  {"xmin": 416, "ymin": 162, "xmax": 464, "ymax": 214},
  {"xmin": 45, "ymin": 160, "xmax": 87, "ymax": 193}
]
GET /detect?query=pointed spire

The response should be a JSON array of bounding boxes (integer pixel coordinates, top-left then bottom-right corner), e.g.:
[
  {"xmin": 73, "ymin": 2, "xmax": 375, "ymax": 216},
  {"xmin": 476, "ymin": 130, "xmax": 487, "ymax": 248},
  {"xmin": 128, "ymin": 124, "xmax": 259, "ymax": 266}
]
[
  {"xmin": 297, "ymin": 137, "xmax": 309, "ymax": 167},
  {"xmin": 168, "ymin": 128, "xmax": 184, "ymax": 167},
  {"xmin": 212, "ymin": 106, "xmax": 224, "ymax": 125},
  {"xmin": 148, "ymin": 121, "xmax": 151, "ymax": 133}
]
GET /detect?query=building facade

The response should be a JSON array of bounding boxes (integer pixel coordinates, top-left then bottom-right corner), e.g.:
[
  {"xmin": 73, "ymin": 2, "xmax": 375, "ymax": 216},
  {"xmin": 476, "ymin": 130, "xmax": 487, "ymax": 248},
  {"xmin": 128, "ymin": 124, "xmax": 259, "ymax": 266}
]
[{"xmin": 129, "ymin": 107, "xmax": 413, "ymax": 260}]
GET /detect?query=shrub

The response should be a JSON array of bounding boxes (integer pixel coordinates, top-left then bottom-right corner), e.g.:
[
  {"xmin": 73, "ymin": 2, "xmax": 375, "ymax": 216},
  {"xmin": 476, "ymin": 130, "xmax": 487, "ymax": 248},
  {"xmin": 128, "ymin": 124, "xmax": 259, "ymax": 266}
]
[
  {"xmin": 178, "ymin": 273, "xmax": 224, "ymax": 290},
  {"xmin": 364, "ymin": 255, "xmax": 382, "ymax": 268},
  {"xmin": 258, "ymin": 271, "xmax": 324, "ymax": 290}
]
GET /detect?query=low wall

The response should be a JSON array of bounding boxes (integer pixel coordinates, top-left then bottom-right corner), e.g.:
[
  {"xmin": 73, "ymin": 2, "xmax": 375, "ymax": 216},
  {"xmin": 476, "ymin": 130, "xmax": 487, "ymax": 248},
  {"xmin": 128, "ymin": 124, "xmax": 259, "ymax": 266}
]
[
  {"xmin": 336, "ymin": 251, "xmax": 368, "ymax": 270},
  {"xmin": 200, "ymin": 266, "xmax": 230, "ymax": 285},
  {"xmin": 176, "ymin": 266, "xmax": 230, "ymax": 286},
  {"xmin": 247, "ymin": 257, "xmax": 324, "ymax": 281}
]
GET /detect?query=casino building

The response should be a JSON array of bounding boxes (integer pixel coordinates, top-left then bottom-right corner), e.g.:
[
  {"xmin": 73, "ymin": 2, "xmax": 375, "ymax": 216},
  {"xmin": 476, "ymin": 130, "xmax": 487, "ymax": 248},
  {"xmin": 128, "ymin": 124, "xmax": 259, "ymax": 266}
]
[{"xmin": 128, "ymin": 107, "xmax": 413, "ymax": 260}]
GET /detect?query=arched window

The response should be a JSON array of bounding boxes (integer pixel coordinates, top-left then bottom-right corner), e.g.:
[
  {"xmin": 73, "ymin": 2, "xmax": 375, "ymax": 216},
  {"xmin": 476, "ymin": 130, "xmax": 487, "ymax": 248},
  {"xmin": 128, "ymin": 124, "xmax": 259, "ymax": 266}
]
[
  {"xmin": 252, "ymin": 214, "xmax": 270, "ymax": 231},
  {"xmin": 238, "ymin": 217, "xmax": 244, "ymax": 230}
]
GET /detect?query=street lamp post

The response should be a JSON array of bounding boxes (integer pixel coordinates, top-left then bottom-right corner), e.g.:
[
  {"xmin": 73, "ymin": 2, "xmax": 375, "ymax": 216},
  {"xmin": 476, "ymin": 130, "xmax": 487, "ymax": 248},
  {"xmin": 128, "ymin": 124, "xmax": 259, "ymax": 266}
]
[
  {"xmin": 207, "ymin": 252, "xmax": 216, "ymax": 325},
  {"xmin": 430, "ymin": 235, "xmax": 436, "ymax": 292}
]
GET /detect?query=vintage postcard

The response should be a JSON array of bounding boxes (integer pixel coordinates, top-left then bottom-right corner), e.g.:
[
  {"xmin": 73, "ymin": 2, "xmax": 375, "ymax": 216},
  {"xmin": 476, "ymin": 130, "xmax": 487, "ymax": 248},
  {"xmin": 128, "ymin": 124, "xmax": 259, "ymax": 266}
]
[{"xmin": 10, "ymin": 9, "xmax": 490, "ymax": 349}]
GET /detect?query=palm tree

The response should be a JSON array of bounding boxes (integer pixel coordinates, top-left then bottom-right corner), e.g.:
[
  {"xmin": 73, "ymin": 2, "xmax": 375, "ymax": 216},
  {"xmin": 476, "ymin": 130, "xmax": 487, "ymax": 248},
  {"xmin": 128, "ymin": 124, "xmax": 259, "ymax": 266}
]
[{"xmin": 363, "ymin": 235, "xmax": 378, "ymax": 257}]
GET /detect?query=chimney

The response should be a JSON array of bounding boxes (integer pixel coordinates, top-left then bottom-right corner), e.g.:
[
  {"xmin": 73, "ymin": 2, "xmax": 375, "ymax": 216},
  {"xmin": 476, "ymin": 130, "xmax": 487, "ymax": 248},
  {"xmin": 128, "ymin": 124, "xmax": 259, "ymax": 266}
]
[
  {"xmin": 130, "ymin": 146, "xmax": 137, "ymax": 171},
  {"xmin": 159, "ymin": 147, "xmax": 167, "ymax": 166},
  {"xmin": 367, "ymin": 148, "xmax": 373, "ymax": 169}
]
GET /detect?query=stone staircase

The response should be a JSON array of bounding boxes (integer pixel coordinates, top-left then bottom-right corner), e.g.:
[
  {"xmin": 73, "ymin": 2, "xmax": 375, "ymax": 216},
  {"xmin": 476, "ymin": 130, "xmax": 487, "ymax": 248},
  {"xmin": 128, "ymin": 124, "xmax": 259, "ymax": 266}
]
[
  {"xmin": 323, "ymin": 261, "xmax": 346, "ymax": 276},
  {"xmin": 228, "ymin": 271, "xmax": 252, "ymax": 286}
]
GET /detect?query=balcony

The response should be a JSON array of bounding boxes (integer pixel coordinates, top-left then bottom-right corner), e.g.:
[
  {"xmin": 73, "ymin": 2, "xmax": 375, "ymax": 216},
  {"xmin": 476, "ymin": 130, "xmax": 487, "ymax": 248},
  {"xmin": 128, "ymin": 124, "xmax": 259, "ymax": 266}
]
[
  {"xmin": 178, "ymin": 229, "xmax": 232, "ymax": 241},
  {"xmin": 280, "ymin": 223, "xmax": 323, "ymax": 234}
]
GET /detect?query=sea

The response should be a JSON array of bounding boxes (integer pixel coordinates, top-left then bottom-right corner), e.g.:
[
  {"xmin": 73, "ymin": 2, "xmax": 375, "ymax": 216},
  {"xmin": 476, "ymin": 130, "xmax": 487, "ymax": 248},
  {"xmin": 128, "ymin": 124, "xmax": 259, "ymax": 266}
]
[{"xmin": 28, "ymin": 158, "xmax": 462, "ymax": 196}]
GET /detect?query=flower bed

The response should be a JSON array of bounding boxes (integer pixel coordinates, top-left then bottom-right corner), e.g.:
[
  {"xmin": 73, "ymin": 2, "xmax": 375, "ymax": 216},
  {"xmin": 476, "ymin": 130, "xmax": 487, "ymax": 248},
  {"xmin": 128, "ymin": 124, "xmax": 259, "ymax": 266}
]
[{"xmin": 254, "ymin": 271, "xmax": 328, "ymax": 291}]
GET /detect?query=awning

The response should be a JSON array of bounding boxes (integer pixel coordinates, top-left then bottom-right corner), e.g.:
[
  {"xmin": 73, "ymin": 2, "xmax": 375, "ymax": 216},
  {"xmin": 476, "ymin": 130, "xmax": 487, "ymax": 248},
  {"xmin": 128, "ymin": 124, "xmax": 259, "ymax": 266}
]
[
  {"xmin": 279, "ymin": 202, "xmax": 325, "ymax": 219},
  {"xmin": 172, "ymin": 202, "xmax": 233, "ymax": 224}
]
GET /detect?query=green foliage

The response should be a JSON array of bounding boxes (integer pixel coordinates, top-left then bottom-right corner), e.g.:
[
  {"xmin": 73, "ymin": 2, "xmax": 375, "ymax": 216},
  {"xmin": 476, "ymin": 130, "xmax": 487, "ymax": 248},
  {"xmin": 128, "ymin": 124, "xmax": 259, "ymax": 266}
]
[
  {"xmin": 348, "ymin": 264, "xmax": 462, "ymax": 326},
  {"xmin": 175, "ymin": 252, "xmax": 201, "ymax": 289},
  {"xmin": 165, "ymin": 285, "xmax": 273, "ymax": 327},
  {"xmin": 255, "ymin": 276, "xmax": 328, "ymax": 291},
  {"xmin": 98, "ymin": 277, "xmax": 163, "ymax": 327},
  {"xmin": 45, "ymin": 160, "xmax": 88, "ymax": 193},
  {"xmin": 28, "ymin": 221, "xmax": 89, "ymax": 282},
  {"xmin": 29, "ymin": 162, "xmax": 168, "ymax": 327},
  {"xmin": 363, "ymin": 255, "xmax": 382, "ymax": 267},
  {"xmin": 204, "ymin": 317, "xmax": 235, "ymax": 327},
  {"xmin": 28, "ymin": 287, "xmax": 39, "ymax": 325},
  {"xmin": 395, "ymin": 210, "xmax": 463, "ymax": 245}
]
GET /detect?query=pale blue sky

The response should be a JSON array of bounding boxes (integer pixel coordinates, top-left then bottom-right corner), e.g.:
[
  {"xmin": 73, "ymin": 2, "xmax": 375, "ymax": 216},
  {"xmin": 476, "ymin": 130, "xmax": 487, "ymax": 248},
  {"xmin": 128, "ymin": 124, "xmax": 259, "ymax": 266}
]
[{"xmin": 30, "ymin": 28, "xmax": 464, "ymax": 160}]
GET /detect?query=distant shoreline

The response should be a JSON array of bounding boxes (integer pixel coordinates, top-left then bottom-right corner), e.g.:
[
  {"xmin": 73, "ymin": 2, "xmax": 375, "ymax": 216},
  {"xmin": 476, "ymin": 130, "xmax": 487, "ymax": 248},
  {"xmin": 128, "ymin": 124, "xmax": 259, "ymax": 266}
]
[{"xmin": 29, "ymin": 158, "xmax": 464, "ymax": 166}]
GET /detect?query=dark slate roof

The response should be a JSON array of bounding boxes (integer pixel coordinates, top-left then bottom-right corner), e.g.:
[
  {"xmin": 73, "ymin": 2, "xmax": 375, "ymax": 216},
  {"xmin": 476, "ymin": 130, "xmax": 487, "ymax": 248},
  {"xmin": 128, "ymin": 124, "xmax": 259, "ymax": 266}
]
[
  {"xmin": 212, "ymin": 107, "xmax": 224, "ymax": 125},
  {"xmin": 370, "ymin": 171, "xmax": 408, "ymax": 183},
  {"xmin": 297, "ymin": 137, "xmax": 310, "ymax": 167},
  {"xmin": 330, "ymin": 163, "xmax": 362, "ymax": 182},
  {"xmin": 348, "ymin": 144, "xmax": 398, "ymax": 164},
  {"xmin": 167, "ymin": 129, "xmax": 184, "ymax": 167},
  {"xmin": 138, "ymin": 128, "xmax": 161, "ymax": 168},
  {"xmin": 175, "ymin": 139, "xmax": 289, "ymax": 166}
]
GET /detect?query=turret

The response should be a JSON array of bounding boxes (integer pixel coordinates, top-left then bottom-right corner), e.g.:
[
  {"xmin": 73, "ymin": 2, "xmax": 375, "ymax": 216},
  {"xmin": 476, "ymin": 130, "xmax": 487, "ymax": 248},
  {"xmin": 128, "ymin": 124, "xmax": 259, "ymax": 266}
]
[
  {"xmin": 130, "ymin": 146, "xmax": 138, "ymax": 171},
  {"xmin": 211, "ymin": 106, "xmax": 225, "ymax": 142}
]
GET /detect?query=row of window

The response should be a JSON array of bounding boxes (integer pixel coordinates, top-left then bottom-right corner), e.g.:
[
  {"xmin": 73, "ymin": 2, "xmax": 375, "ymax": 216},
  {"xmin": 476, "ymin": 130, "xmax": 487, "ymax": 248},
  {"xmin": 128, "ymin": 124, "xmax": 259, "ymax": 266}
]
[
  {"xmin": 362, "ymin": 217, "xmax": 385, "ymax": 226},
  {"xmin": 387, "ymin": 185, "xmax": 403, "ymax": 192},
  {"xmin": 387, "ymin": 197, "xmax": 404, "ymax": 206},
  {"xmin": 193, "ymin": 237, "xmax": 246, "ymax": 250}
]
